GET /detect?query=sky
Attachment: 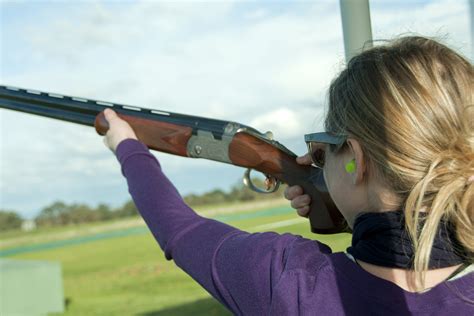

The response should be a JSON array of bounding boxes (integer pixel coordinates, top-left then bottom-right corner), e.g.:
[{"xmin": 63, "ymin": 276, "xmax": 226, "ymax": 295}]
[{"xmin": 0, "ymin": 0, "xmax": 472, "ymax": 219}]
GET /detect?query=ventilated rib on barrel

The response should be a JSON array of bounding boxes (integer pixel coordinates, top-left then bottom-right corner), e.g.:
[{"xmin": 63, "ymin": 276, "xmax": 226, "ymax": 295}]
[{"xmin": 0, "ymin": 85, "xmax": 348, "ymax": 234}]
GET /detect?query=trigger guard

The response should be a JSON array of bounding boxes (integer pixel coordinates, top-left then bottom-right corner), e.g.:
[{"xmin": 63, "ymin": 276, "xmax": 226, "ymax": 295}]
[{"xmin": 243, "ymin": 168, "xmax": 280, "ymax": 194}]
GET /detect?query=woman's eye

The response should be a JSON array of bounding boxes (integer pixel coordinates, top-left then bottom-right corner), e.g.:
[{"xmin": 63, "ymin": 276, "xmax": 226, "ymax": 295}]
[{"xmin": 312, "ymin": 148, "xmax": 325, "ymax": 167}]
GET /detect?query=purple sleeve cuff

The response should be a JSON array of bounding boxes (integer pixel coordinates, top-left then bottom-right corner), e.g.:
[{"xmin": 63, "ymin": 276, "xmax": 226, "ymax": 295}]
[{"xmin": 115, "ymin": 138, "xmax": 161, "ymax": 172}]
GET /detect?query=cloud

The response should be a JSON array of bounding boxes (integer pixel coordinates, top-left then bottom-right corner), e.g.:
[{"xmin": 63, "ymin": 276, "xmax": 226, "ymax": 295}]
[
  {"xmin": 1, "ymin": 0, "xmax": 471, "ymax": 217},
  {"xmin": 249, "ymin": 105, "xmax": 326, "ymax": 140}
]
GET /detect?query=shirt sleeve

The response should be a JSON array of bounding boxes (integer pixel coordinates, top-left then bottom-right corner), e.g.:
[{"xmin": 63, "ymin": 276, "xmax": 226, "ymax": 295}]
[{"xmin": 115, "ymin": 138, "xmax": 331, "ymax": 315}]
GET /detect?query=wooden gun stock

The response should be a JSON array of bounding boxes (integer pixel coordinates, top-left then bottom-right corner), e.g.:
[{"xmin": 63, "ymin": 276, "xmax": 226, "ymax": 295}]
[
  {"xmin": 95, "ymin": 111, "xmax": 193, "ymax": 157},
  {"xmin": 229, "ymin": 132, "xmax": 348, "ymax": 234},
  {"xmin": 95, "ymin": 111, "xmax": 348, "ymax": 234}
]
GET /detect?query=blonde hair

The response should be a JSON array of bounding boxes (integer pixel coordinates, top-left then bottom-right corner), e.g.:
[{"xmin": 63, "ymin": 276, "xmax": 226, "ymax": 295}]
[{"xmin": 325, "ymin": 36, "xmax": 473, "ymax": 290}]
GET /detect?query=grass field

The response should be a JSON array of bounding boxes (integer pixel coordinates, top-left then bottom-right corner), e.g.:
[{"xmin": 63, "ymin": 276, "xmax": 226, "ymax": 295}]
[{"xmin": 0, "ymin": 200, "xmax": 351, "ymax": 315}]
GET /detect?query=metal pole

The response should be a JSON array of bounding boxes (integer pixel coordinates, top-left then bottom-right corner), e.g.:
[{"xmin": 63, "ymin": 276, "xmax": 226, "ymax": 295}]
[
  {"xmin": 470, "ymin": 0, "xmax": 474, "ymax": 61},
  {"xmin": 339, "ymin": 0, "xmax": 374, "ymax": 62}
]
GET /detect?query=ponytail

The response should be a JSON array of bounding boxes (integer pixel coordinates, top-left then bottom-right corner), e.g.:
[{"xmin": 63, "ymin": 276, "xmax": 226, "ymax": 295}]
[{"xmin": 326, "ymin": 36, "xmax": 474, "ymax": 291}]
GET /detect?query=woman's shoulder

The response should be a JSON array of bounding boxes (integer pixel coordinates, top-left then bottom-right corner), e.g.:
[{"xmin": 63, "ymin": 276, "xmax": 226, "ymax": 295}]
[
  {"xmin": 327, "ymin": 252, "xmax": 474, "ymax": 289},
  {"xmin": 277, "ymin": 235, "xmax": 333, "ymax": 273},
  {"xmin": 327, "ymin": 252, "xmax": 474, "ymax": 312},
  {"xmin": 274, "ymin": 248, "xmax": 474, "ymax": 314}
]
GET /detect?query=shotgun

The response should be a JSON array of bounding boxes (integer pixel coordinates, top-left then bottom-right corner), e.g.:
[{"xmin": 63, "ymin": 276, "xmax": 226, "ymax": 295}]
[{"xmin": 0, "ymin": 85, "xmax": 348, "ymax": 234}]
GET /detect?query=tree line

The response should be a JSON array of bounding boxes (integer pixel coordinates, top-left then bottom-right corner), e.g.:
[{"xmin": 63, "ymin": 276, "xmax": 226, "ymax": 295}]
[{"xmin": 0, "ymin": 177, "xmax": 286, "ymax": 231}]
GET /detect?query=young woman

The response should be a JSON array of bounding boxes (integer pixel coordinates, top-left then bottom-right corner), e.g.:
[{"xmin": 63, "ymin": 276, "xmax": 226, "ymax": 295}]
[{"xmin": 102, "ymin": 36, "xmax": 473, "ymax": 314}]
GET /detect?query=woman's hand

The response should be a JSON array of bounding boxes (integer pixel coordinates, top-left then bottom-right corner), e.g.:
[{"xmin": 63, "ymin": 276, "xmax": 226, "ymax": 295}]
[
  {"xmin": 283, "ymin": 153, "xmax": 313, "ymax": 218},
  {"xmin": 102, "ymin": 108, "xmax": 138, "ymax": 153}
]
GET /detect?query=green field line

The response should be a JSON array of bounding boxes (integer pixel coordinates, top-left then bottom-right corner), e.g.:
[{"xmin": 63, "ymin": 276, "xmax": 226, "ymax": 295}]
[
  {"xmin": 0, "ymin": 206, "xmax": 293, "ymax": 257},
  {"xmin": 212, "ymin": 206, "xmax": 292, "ymax": 222}
]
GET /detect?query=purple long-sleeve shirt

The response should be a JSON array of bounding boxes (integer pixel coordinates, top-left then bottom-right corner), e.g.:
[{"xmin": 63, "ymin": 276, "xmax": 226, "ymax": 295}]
[{"xmin": 116, "ymin": 139, "xmax": 474, "ymax": 315}]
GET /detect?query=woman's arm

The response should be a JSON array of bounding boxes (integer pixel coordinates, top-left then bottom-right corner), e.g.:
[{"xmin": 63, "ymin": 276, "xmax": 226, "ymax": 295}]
[
  {"xmin": 116, "ymin": 139, "xmax": 288, "ymax": 312},
  {"xmin": 104, "ymin": 109, "xmax": 332, "ymax": 314}
]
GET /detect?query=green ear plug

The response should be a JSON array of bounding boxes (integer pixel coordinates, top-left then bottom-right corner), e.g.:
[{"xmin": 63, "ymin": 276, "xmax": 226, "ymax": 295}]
[{"xmin": 345, "ymin": 159, "xmax": 356, "ymax": 173}]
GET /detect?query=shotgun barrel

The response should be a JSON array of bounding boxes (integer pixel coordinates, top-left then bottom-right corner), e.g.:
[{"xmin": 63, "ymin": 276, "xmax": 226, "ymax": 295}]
[
  {"xmin": 0, "ymin": 85, "xmax": 296, "ymax": 160},
  {"xmin": 0, "ymin": 85, "xmax": 256, "ymax": 139},
  {"xmin": 0, "ymin": 85, "xmax": 348, "ymax": 234}
]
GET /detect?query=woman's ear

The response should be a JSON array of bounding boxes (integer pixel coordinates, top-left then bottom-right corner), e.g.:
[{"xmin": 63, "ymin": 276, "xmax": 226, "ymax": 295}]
[{"xmin": 346, "ymin": 138, "xmax": 367, "ymax": 185}]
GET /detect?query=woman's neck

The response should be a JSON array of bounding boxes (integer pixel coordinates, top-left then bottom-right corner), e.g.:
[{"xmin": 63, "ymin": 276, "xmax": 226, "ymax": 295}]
[{"xmin": 356, "ymin": 259, "xmax": 464, "ymax": 292}]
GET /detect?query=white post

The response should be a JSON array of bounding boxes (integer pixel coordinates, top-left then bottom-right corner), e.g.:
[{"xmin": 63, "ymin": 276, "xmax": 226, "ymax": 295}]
[
  {"xmin": 339, "ymin": 0, "xmax": 374, "ymax": 62},
  {"xmin": 470, "ymin": 0, "xmax": 474, "ymax": 61}
]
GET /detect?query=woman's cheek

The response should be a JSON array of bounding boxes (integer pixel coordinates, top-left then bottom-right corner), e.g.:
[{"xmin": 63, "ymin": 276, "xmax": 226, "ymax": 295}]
[
  {"xmin": 324, "ymin": 157, "xmax": 351, "ymax": 220},
  {"xmin": 323, "ymin": 162, "xmax": 339, "ymax": 206},
  {"xmin": 323, "ymin": 168, "xmax": 329, "ymax": 191}
]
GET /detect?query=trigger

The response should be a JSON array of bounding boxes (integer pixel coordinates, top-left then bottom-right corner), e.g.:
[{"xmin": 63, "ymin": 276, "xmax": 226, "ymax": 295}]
[{"xmin": 264, "ymin": 176, "xmax": 278, "ymax": 190}]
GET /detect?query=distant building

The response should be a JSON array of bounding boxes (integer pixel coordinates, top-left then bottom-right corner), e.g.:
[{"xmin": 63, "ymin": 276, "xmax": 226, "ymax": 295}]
[{"xmin": 21, "ymin": 220, "xmax": 36, "ymax": 231}]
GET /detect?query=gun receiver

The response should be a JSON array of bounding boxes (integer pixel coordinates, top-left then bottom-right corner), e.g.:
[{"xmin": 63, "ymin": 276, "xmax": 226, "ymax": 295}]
[{"xmin": 0, "ymin": 85, "xmax": 347, "ymax": 234}]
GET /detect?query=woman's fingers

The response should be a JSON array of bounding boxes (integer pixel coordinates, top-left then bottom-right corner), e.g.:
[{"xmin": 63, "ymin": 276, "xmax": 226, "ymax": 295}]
[
  {"xmin": 296, "ymin": 152, "xmax": 312, "ymax": 165},
  {"xmin": 284, "ymin": 185, "xmax": 303, "ymax": 200},
  {"xmin": 284, "ymin": 183, "xmax": 312, "ymax": 218},
  {"xmin": 296, "ymin": 206, "xmax": 311, "ymax": 218},
  {"xmin": 285, "ymin": 154, "xmax": 314, "ymax": 217},
  {"xmin": 101, "ymin": 108, "xmax": 138, "ymax": 153},
  {"xmin": 290, "ymin": 194, "xmax": 311, "ymax": 209},
  {"xmin": 104, "ymin": 108, "xmax": 119, "ymax": 123}
]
